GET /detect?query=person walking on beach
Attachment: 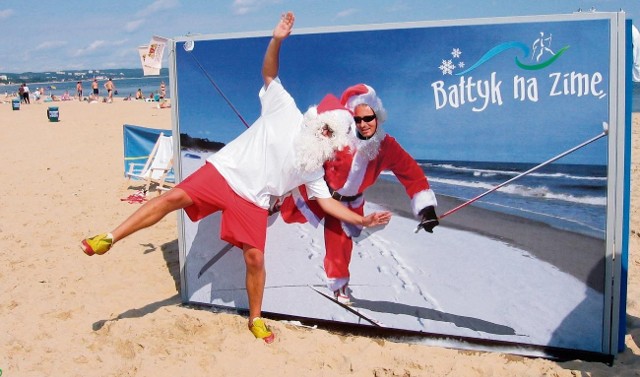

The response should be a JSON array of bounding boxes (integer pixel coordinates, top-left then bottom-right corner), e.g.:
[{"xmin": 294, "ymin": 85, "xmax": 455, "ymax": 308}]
[
  {"xmin": 104, "ymin": 78, "xmax": 115, "ymax": 103},
  {"xmin": 91, "ymin": 79, "xmax": 99, "ymax": 100},
  {"xmin": 278, "ymin": 83, "xmax": 439, "ymax": 304},
  {"xmin": 159, "ymin": 81, "xmax": 166, "ymax": 99},
  {"xmin": 18, "ymin": 84, "xmax": 24, "ymax": 103},
  {"xmin": 76, "ymin": 81, "xmax": 83, "ymax": 101},
  {"xmin": 22, "ymin": 83, "xmax": 31, "ymax": 104},
  {"xmin": 80, "ymin": 11, "xmax": 391, "ymax": 343}
]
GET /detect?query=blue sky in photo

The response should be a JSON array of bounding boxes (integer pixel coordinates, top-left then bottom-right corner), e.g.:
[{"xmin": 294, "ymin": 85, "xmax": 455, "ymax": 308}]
[{"xmin": 176, "ymin": 15, "xmax": 613, "ymax": 164}]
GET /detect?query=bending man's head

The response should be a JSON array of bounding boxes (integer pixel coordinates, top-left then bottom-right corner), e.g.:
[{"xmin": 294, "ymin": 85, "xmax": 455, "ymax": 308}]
[{"xmin": 296, "ymin": 94, "xmax": 354, "ymax": 173}]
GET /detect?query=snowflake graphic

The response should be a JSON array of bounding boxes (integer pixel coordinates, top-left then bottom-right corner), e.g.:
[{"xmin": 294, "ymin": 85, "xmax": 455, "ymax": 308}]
[
  {"xmin": 437, "ymin": 48, "xmax": 465, "ymax": 75},
  {"xmin": 438, "ymin": 59, "xmax": 455, "ymax": 75}
]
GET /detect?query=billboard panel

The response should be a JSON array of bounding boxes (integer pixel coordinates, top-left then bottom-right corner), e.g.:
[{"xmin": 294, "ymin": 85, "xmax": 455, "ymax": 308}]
[{"xmin": 170, "ymin": 12, "xmax": 630, "ymax": 357}]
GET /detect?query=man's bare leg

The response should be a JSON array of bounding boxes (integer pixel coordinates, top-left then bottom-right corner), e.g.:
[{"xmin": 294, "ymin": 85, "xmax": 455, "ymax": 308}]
[
  {"xmin": 111, "ymin": 188, "xmax": 193, "ymax": 242},
  {"xmin": 81, "ymin": 188, "xmax": 193, "ymax": 256},
  {"xmin": 243, "ymin": 244, "xmax": 274, "ymax": 342},
  {"xmin": 243, "ymin": 245, "xmax": 265, "ymax": 320}
]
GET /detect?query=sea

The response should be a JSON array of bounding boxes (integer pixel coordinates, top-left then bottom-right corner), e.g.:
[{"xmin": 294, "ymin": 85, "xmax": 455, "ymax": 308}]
[
  {"xmin": 397, "ymin": 161, "xmax": 609, "ymax": 239},
  {"xmin": 182, "ymin": 144, "xmax": 610, "ymax": 239},
  {"xmin": 1, "ymin": 75, "xmax": 171, "ymax": 99},
  {"xmin": 390, "ymin": 81, "xmax": 640, "ymax": 240},
  {"xmin": 5, "ymin": 76, "xmax": 636, "ymax": 239}
]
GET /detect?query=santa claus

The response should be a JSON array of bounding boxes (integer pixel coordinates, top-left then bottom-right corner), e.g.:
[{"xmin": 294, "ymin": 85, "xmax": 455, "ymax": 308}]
[{"xmin": 279, "ymin": 83, "xmax": 439, "ymax": 303}]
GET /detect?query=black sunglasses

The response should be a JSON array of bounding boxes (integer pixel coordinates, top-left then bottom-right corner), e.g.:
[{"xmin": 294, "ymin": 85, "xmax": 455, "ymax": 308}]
[{"xmin": 353, "ymin": 114, "xmax": 376, "ymax": 124}]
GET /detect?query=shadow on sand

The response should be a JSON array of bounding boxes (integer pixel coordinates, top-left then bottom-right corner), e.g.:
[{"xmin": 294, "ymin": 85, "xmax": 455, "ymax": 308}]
[{"xmin": 92, "ymin": 239, "xmax": 182, "ymax": 331}]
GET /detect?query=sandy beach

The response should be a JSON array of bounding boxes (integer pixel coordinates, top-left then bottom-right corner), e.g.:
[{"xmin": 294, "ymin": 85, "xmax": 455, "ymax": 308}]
[{"xmin": 0, "ymin": 98, "xmax": 639, "ymax": 376}]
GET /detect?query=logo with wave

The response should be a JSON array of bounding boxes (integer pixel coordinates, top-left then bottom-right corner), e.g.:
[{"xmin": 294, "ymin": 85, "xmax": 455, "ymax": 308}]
[{"xmin": 437, "ymin": 32, "xmax": 569, "ymax": 76}]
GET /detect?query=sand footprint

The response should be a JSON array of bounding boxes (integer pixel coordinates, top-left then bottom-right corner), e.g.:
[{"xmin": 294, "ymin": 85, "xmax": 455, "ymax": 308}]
[{"xmin": 294, "ymin": 223, "xmax": 312, "ymax": 239}]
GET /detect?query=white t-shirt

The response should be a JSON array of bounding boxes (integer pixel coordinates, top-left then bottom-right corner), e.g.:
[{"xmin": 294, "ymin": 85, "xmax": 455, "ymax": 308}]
[{"xmin": 208, "ymin": 79, "xmax": 331, "ymax": 209}]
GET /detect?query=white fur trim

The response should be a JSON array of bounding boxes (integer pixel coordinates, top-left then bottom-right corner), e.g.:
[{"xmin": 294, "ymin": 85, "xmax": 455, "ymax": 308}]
[
  {"xmin": 344, "ymin": 84, "xmax": 387, "ymax": 124},
  {"xmin": 411, "ymin": 189, "xmax": 438, "ymax": 218},
  {"xmin": 339, "ymin": 151, "xmax": 368, "ymax": 197},
  {"xmin": 326, "ymin": 277, "xmax": 349, "ymax": 291},
  {"xmin": 291, "ymin": 188, "xmax": 321, "ymax": 227}
]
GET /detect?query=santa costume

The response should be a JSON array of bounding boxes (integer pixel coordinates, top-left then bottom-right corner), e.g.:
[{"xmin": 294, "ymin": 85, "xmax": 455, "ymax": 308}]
[
  {"xmin": 181, "ymin": 78, "xmax": 354, "ymax": 251},
  {"xmin": 279, "ymin": 83, "xmax": 437, "ymax": 298}
]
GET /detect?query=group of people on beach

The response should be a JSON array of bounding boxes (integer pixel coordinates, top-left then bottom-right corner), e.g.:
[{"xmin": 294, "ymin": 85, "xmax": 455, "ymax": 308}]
[
  {"xmin": 80, "ymin": 78, "xmax": 116, "ymax": 103},
  {"xmin": 77, "ymin": 78, "xmax": 168, "ymax": 105},
  {"xmin": 133, "ymin": 83, "xmax": 166, "ymax": 102},
  {"xmin": 81, "ymin": 12, "xmax": 439, "ymax": 343},
  {"xmin": 13, "ymin": 84, "xmax": 73, "ymax": 103},
  {"xmin": 12, "ymin": 78, "xmax": 167, "ymax": 106}
]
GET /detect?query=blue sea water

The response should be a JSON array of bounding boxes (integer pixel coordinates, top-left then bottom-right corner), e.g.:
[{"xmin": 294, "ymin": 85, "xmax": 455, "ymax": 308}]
[
  {"xmin": 398, "ymin": 81, "xmax": 638, "ymax": 239},
  {"xmin": 389, "ymin": 160, "xmax": 608, "ymax": 239},
  {"xmin": 1, "ymin": 76, "xmax": 170, "ymax": 99}
]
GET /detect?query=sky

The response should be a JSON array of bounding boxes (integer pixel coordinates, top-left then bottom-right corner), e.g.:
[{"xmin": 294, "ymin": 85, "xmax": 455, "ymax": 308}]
[
  {"xmin": 175, "ymin": 16, "xmax": 612, "ymax": 164},
  {"xmin": 0, "ymin": 0, "xmax": 637, "ymax": 73}
]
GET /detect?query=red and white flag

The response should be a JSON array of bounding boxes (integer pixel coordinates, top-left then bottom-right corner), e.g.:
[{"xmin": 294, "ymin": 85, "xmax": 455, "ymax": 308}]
[
  {"xmin": 138, "ymin": 45, "xmax": 160, "ymax": 76},
  {"xmin": 140, "ymin": 36, "xmax": 168, "ymax": 76}
]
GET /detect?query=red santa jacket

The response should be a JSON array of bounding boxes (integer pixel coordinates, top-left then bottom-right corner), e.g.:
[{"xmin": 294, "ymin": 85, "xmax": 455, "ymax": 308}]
[{"xmin": 323, "ymin": 133, "xmax": 437, "ymax": 217}]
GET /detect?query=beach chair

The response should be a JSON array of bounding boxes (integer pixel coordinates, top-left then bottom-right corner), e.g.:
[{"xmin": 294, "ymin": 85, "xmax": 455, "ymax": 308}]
[{"xmin": 125, "ymin": 133, "xmax": 175, "ymax": 194}]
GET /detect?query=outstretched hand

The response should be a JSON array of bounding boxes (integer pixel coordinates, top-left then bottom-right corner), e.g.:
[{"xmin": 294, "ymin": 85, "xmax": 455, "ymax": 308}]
[
  {"xmin": 418, "ymin": 206, "xmax": 439, "ymax": 233},
  {"xmin": 363, "ymin": 211, "xmax": 392, "ymax": 228},
  {"xmin": 273, "ymin": 11, "xmax": 295, "ymax": 40}
]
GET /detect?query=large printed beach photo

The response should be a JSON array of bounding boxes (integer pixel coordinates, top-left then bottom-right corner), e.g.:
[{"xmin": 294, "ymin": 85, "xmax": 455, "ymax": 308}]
[{"xmin": 177, "ymin": 14, "xmax": 620, "ymax": 357}]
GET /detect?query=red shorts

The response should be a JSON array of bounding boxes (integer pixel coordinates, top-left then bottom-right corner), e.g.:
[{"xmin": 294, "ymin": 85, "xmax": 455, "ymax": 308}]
[{"xmin": 177, "ymin": 162, "xmax": 268, "ymax": 251}]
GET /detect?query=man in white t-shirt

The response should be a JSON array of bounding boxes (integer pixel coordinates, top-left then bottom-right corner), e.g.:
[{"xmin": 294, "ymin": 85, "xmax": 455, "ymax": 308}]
[
  {"xmin": 22, "ymin": 84, "xmax": 30, "ymax": 104},
  {"xmin": 80, "ymin": 11, "xmax": 391, "ymax": 343}
]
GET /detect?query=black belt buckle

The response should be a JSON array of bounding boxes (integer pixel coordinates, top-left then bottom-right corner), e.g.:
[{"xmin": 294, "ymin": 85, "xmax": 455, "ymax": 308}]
[
  {"xmin": 330, "ymin": 189, "xmax": 361, "ymax": 202},
  {"xmin": 331, "ymin": 191, "xmax": 345, "ymax": 201}
]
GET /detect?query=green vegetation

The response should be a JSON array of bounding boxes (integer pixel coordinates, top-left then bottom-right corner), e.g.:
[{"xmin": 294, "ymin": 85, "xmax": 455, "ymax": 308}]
[{"xmin": 0, "ymin": 68, "xmax": 169, "ymax": 85}]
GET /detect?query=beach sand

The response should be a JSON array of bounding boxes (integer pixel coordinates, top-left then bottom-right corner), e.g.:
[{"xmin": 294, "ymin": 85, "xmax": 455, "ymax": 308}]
[{"xmin": 0, "ymin": 98, "xmax": 638, "ymax": 376}]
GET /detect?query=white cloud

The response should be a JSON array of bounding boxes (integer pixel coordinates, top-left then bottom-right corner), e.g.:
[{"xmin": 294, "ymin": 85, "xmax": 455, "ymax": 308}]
[
  {"xmin": 111, "ymin": 39, "xmax": 130, "ymax": 47},
  {"xmin": 35, "ymin": 41, "xmax": 68, "ymax": 51},
  {"xmin": 126, "ymin": 0, "xmax": 178, "ymax": 36},
  {"xmin": 336, "ymin": 8, "xmax": 358, "ymax": 18},
  {"xmin": 139, "ymin": 0, "xmax": 180, "ymax": 16},
  {"xmin": 85, "ymin": 40, "xmax": 107, "ymax": 52},
  {"xmin": 231, "ymin": 0, "xmax": 282, "ymax": 15},
  {"xmin": 126, "ymin": 19, "xmax": 145, "ymax": 32},
  {"xmin": 72, "ymin": 39, "xmax": 129, "ymax": 57},
  {"xmin": 0, "ymin": 9, "xmax": 14, "ymax": 19}
]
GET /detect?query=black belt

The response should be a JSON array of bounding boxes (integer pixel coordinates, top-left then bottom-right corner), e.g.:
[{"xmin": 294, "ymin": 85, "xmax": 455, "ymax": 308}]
[{"xmin": 330, "ymin": 188, "xmax": 362, "ymax": 202}]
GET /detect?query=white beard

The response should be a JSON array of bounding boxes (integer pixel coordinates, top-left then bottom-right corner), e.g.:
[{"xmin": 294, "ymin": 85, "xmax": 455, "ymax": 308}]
[
  {"xmin": 293, "ymin": 125, "xmax": 338, "ymax": 174},
  {"xmin": 355, "ymin": 126, "xmax": 386, "ymax": 161},
  {"xmin": 294, "ymin": 105, "xmax": 354, "ymax": 174}
]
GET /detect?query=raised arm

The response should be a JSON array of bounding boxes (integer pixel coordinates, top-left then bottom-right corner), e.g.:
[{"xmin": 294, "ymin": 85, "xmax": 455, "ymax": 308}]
[{"xmin": 262, "ymin": 11, "xmax": 295, "ymax": 87}]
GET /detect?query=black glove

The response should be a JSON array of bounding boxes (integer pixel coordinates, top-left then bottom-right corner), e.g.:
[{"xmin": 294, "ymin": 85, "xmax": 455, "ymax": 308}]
[{"xmin": 418, "ymin": 206, "xmax": 439, "ymax": 233}]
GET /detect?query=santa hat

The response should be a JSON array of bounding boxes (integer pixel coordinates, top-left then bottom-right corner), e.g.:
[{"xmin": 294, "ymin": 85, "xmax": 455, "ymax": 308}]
[
  {"xmin": 303, "ymin": 94, "xmax": 353, "ymax": 149},
  {"xmin": 340, "ymin": 84, "xmax": 387, "ymax": 124}
]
